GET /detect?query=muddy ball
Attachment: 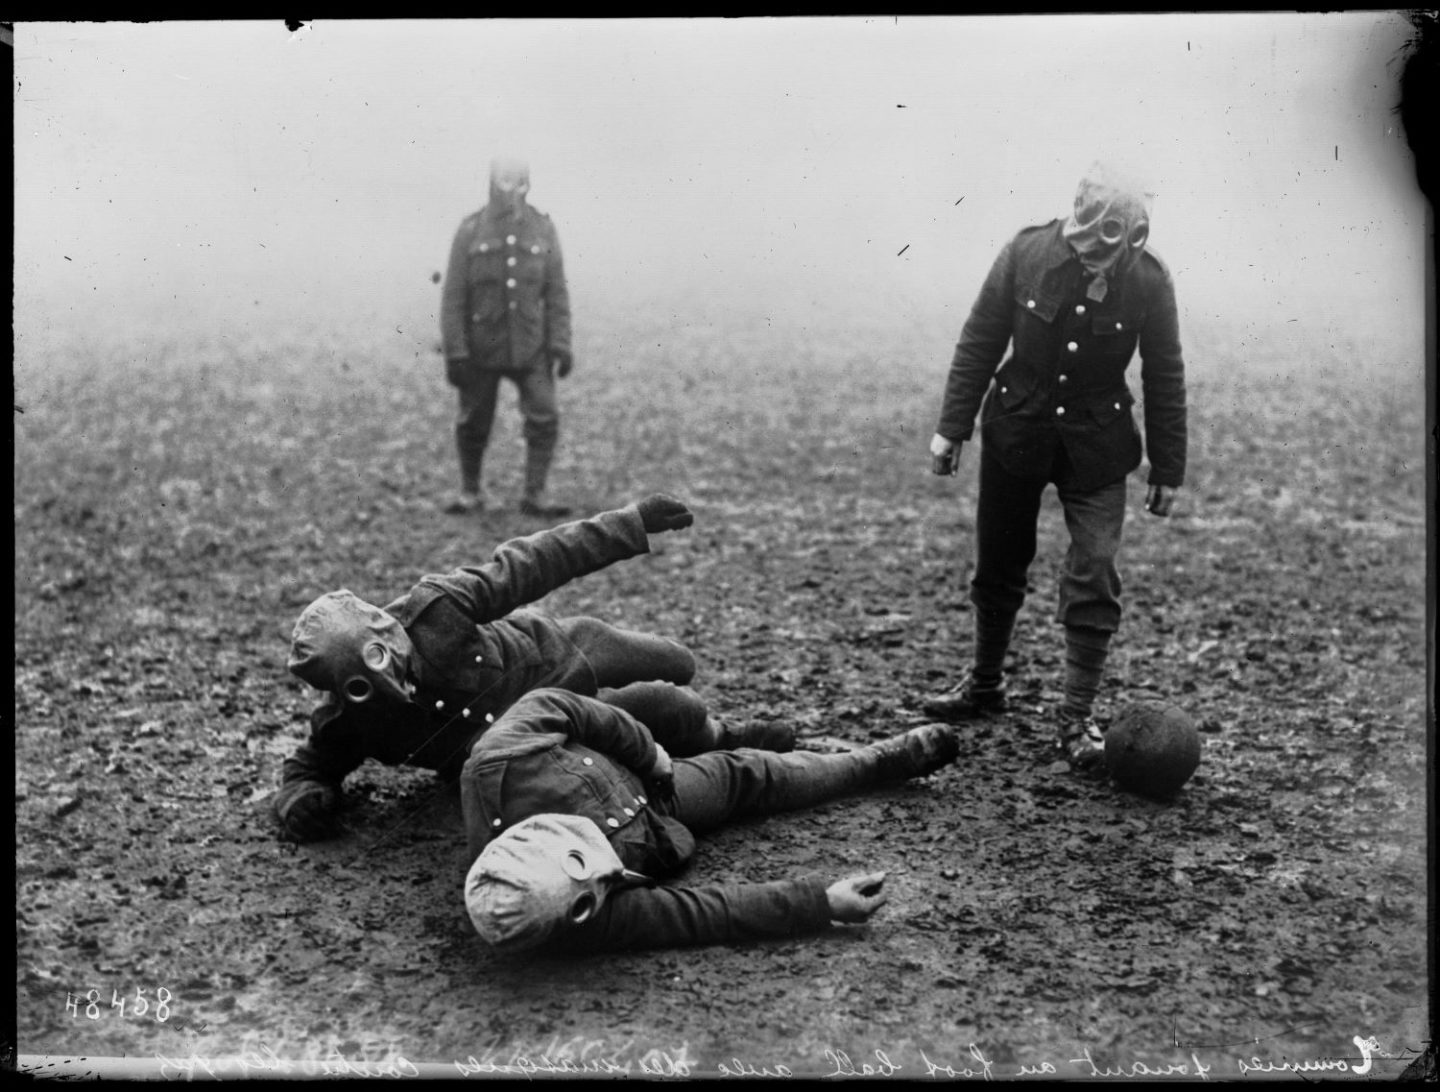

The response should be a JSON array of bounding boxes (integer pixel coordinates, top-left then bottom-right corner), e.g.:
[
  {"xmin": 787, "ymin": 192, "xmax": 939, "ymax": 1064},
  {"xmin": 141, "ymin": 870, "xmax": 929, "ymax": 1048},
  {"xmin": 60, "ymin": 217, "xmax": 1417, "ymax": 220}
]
[{"xmin": 1104, "ymin": 702, "xmax": 1201, "ymax": 798}]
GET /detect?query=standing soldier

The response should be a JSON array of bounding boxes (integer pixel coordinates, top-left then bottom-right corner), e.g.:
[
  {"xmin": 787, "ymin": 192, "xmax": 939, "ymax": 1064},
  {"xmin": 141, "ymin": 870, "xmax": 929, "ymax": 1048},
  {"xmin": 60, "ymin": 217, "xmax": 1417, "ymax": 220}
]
[
  {"xmin": 440, "ymin": 157, "xmax": 574, "ymax": 518},
  {"xmin": 923, "ymin": 161, "xmax": 1188, "ymax": 773}
]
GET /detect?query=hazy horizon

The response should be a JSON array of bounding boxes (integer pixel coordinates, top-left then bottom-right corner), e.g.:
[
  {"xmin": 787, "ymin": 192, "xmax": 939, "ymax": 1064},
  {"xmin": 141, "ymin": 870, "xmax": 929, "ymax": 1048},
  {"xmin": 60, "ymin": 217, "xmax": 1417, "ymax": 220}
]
[{"xmin": 13, "ymin": 15, "xmax": 1428, "ymax": 372}]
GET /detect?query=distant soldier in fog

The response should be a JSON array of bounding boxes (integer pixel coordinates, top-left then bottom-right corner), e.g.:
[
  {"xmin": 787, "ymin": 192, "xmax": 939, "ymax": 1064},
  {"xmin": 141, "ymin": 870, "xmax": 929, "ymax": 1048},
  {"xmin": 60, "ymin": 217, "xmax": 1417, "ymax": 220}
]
[
  {"xmin": 440, "ymin": 157, "xmax": 574, "ymax": 518},
  {"xmin": 924, "ymin": 161, "xmax": 1188, "ymax": 773}
]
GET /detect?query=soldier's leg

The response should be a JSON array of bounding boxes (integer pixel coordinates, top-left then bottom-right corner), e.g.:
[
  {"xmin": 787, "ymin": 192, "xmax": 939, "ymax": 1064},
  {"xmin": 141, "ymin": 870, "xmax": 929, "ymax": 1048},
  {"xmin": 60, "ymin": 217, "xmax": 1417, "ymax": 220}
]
[
  {"xmin": 926, "ymin": 452, "xmax": 1047, "ymax": 719},
  {"xmin": 453, "ymin": 371, "xmax": 502, "ymax": 503},
  {"xmin": 668, "ymin": 725, "xmax": 957, "ymax": 835},
  {"xmin": 559, "ymin": 616, "xmax": 696, "ymax": 687},
  {"xmin": 515, "ymin": 365, "xmax": 565, "ymax": 514},
  {"xmin": 598, "ymin": 680, "xmax": 795, "ymax": 755},
  {"xmin": 1054, "ymin": 477, "xmax": 1128, "ymax": 719},
  {"xmin": 596, "ymin": 681, "xmax": 715, "ymax": 756},
  {"xmin": 969, "ymin": 452, "xmax": 1048, "ymax": 688}
]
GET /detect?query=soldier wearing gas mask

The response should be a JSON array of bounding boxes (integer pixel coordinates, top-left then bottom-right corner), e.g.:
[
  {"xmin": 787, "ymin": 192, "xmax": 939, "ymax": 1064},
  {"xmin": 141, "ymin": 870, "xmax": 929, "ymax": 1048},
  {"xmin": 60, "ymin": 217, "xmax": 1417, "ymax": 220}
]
[
  {"xmin": 461, "ymin": 688, "xmax": 960, "ymax": 953},
  {"xmin": 272, "ymin": 495, "xmax": 703, "ymax": 842},
  {"xmin": 923, "ymin": 161, "xmax": 1188, "ymax": 772},
  {"xmin": 440, "ymin": 157, "xmax": 573, "ymax": 518}
]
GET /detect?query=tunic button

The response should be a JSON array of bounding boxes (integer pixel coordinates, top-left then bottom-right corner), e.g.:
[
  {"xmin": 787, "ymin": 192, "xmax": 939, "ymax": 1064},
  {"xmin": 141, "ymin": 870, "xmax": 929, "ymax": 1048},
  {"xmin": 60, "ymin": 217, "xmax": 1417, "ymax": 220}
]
[
  {"xmin": 1056, "ymin": 406, "xmax": 1066, "ymax": 416},
  {"xmin": 624, "ymin": 808, "xmax": 635, "ymax": 817},
  {"xmin": 506, "ymin": 234, "xmax": 517, "ymax": 245},
  {"xmin": 1000, "ymin": 385, "xmax": 1008, "ymax": 394},
  {"xmin": 491, "ymin": 818, "xmax": 502, "ymax": 828},
  {"xmin": 1115, "ymin": 402, "xmax": 1122, "ymax": 410},
  {"xmin": 506, "ymin": 278, "xmax": 516, "ymax": 288},
  {"xmin": 1058, "ymin": 374, "xmax": 1068, "ymax": 384},
  {"xmin": 470, "ymin": 313, "xmax": 480, "ymax": 322},
  {"xmin": 475, "ymin": 655, "xmax": 483, "ymax": 663},
  {"xmin": 582, "ymin": 757, "xmax": 594, "ymax": 766},
  {"xmin": 435, "ymin": 700, "xmax": 445, "ymax": 711},
  {"xmin": 508, "ymin": 301, "xmax": 517, "ymax": 310},
  {"xmin": 478, "ymin": 243, "xmax": 489, "ymax": 253},
  {"xmin": 638, "ymin": 796, "xmax": 647, "ymax": 806},
  {"xmin": 461, "ymin": 708, "xmax": 470, "ymax": 718},
  {"xmin": 506, "ymin": 256, "xmax": 517, "ymax": 267},
  {"xmin": 606, "ymin": 818, "xmax": 620, "ymax": 829},
  {"xmin": 485, "ymin": 713, "xmax": 494, "ymax": 724},
  {"xmin": 1066, "ymin": 341, "xmax": 1078, "ymax": 352},
  {"xmin": 530, "ymin": 245, "xmax": 541, "ymax": 254},
  {"xmin": 1115, "ymin": 322, "xmax": 1124, "ymax": 330},
  {"xmin": 1026, "ymin": 299, "xmax": 1036, "ymax": 309},
  {"xmin": 1075, "ymin": 304, "xmax": 1086, "ymax": 315}
]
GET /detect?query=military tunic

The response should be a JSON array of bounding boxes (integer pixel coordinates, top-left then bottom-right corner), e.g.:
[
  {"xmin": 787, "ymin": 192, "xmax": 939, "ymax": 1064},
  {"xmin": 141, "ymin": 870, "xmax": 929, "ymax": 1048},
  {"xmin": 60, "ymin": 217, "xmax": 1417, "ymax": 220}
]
[
  {"xmin": 936, "ymin": 218, "xmax": 1187, "ymax": 492},
  {"xmin": 440, "ymin": 203, "xmax": 571, "ymax": 375}
]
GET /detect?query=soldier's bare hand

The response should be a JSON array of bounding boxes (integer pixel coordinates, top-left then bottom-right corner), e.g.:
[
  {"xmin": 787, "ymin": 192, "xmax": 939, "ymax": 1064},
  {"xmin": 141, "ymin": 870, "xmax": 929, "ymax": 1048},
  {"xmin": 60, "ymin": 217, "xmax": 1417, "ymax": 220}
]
[
  {"xmin": 649, "ymin": 743, "xmax": 675, "ymax": 791},
  {"xmin": 929, "ymin": 434, "xmax": 961, "ymax": 476},
  {"xmin": 826, "ymin": 871, "xmax": 888, "ymax": 922},
  {"xmin": 1144, "ymin": 484, "xmax": 1177, "ymax": 517},
  {"xmin": 636, "ymin": 494, "xmax": 693, "ymax": 534}
]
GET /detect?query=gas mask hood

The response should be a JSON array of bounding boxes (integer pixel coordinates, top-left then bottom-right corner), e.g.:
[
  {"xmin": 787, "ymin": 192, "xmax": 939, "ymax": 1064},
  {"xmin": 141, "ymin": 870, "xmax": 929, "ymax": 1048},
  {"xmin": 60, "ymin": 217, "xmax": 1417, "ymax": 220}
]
[
  {"xmin": 489, "ymin": 157, "xmax": 531, "ymax": 220},
  {"xmin": 465, "ymin": 814, "xmax": 651, "ymax": 952},
  {"xmin": 1061, "ymin": 161, "xmax": 1155, "ymax": 301},
  {"xmin": 287, "ymin": 590, "xmax": 414, "ymax": 705}
]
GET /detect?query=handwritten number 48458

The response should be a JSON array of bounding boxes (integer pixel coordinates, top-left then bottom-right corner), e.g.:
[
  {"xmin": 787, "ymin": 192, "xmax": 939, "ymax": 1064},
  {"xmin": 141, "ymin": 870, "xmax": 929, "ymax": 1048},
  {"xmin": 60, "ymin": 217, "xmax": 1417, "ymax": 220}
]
[{"xmin": 67, "ymin": 987, "xmax": 172, "ymax": 1022}]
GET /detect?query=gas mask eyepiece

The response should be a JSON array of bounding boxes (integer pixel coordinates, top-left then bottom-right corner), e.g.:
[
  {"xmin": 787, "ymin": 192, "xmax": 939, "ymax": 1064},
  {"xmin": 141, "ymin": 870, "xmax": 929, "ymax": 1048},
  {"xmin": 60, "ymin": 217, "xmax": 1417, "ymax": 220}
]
[
  {"xmin": 342, "ymin": 675, "xmax": 375, "ymax": 703},
  {"xmin": 362, "ymin": 640, "xmax": 392, "ymax": 673}
]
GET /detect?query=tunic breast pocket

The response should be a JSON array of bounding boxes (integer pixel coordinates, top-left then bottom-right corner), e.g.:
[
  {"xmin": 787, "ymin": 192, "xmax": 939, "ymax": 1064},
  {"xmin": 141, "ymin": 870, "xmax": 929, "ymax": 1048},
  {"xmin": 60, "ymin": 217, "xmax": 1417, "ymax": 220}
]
[
  {"xmin": 1014, "ymin": 282, "xmax": 1060, "ymax": 324},
  {"xmin": 1089, "ymin": 312, "xmax": 1144, "ymax": 364},
  {"xmin": 516, "ymin": 240, "xmax": 548, "ymax": 284},
  {"xmin": 467, "ymin": 239, "xmax": 506, "ymax": 282}
]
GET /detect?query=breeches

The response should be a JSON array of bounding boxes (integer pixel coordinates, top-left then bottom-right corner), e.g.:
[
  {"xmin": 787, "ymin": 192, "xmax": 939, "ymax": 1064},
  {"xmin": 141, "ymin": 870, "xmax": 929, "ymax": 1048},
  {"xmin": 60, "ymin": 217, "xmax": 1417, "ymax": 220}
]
[
  {"xmin": 969, "ymin": 448, "xmax": 1128, "ymax": 632},
  {"xmin": 455, "ymin": 366, "xmax": 559, "ymax": 452},
  {"xmin": 664, "ymin": 749, "xmax": 877, "ymax": 835},
  {"xmin": 558, "ymin": 616, "xmax": 696, "ymax": 691}
]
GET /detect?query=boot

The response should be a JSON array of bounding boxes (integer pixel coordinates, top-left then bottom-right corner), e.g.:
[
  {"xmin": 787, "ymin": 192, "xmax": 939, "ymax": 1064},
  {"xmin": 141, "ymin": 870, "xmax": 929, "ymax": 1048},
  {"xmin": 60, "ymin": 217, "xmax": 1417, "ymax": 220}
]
[
  {"xmin": 443, "ymin": 487, "xmax": 485, "ymax": 515},
  {"xmin": 1057, "ymin": 710, "xmax": 1107, "ymax": 775},
  {"xmin": 864, "ymin": 724, "xmax": 960, "ymax": 781},
  {"xmin": 710, "ymin": 715, "xmax": 796, "ymax": 753},
  {"xmin": 520, "ymin": 445, "xmax": 571, "ymax": 518},
  {"xmin": 922, "ymin": 678, "xmax": 1007, "ymax": 721}
]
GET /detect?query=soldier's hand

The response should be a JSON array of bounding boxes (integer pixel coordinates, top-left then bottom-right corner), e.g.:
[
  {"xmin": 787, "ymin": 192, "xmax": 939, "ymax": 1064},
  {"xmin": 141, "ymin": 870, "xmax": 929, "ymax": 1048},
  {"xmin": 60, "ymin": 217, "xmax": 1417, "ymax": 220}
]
[
  {"xmin": 552, "ymin": 350, "xmax": 574, "ymax": 379},
  {"xmin": 445, "ymin": 356, "xmax": 472, "ymax": 387},
  {"xmin": 273, "ymin": 780, "xmax": 341, "ymax": 842},
  {"xmin": 826, "ymin": 871, "xmax": 888, "ymax": 923},
  {"xmin": 649, "ymin": 742, "xmax": 675, "ymax": 792},
  {"xmin": 1144, "ymin": 484, "xmax": 1178, "ymax": 518},
  {"xmin": 929, "ymin": 433, "xmax": 961, "ymax": 477},
  {"xmin": 636, "ymin": 493, "xmax": 693, "ymax": 534}
]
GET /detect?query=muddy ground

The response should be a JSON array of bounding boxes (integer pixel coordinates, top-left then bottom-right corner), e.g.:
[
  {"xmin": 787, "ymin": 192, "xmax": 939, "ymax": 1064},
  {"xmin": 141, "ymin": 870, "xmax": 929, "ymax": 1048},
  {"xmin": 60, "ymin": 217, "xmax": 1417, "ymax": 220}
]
[{"xmin": 13, "ymin": 307, "xmax": 1431, "ymax": 1079}]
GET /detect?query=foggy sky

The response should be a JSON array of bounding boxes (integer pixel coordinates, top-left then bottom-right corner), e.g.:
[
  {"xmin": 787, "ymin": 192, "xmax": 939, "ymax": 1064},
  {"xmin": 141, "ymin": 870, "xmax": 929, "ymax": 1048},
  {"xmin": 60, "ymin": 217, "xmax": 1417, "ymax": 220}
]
[{"xmin": 12, "ymin": 15, "xmax": 1427, "ymax": 352}]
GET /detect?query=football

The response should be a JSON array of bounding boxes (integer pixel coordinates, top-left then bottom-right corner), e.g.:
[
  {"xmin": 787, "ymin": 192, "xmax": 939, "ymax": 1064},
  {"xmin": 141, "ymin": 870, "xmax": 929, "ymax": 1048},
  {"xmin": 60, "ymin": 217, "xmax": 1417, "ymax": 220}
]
[{"xmin": 1104, "ymin": 702, "xmax": 1202, "ymax": 798}]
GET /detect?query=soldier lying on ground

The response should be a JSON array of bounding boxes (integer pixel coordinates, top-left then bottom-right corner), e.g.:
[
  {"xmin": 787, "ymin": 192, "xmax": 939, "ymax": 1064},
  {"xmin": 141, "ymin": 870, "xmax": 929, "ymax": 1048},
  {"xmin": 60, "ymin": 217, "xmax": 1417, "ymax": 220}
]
[
  {"xmin": 461, "ymin": 687, "xmax": 960, "ymax": 953},
  {"xmin": 273, "ymin": 494, "xmax": 706, "ymax": 842}
]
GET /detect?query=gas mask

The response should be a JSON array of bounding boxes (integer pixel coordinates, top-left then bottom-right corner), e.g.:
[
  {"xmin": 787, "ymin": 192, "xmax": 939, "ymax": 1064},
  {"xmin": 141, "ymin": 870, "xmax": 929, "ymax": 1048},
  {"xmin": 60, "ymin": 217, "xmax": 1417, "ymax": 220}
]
[
  {"xmin": 465, "ymin": 814, "xmax": 651, "ymax": 952},
  {"xmin": 488, "ymin": 157, "xmax": 531, "ymax": 221},
  {"xmin": 287, "ymin": 590, "xmax": 415, "ymax": 705},
  {"xmin": 1061, "ymin": 161, "xmax": 1155, "ymax": 302}
]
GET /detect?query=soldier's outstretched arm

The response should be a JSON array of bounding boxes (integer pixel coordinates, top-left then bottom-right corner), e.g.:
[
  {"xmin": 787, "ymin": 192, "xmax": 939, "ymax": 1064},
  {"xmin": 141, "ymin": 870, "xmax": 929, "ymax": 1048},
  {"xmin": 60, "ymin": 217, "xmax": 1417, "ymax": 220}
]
[
  {"xmin": 422, "ymin": 495, "xmax": 693, "ymax": 623},
  {"xmin": 554, "ymin": 874, "xmax": 841, "ymax": 953}
]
